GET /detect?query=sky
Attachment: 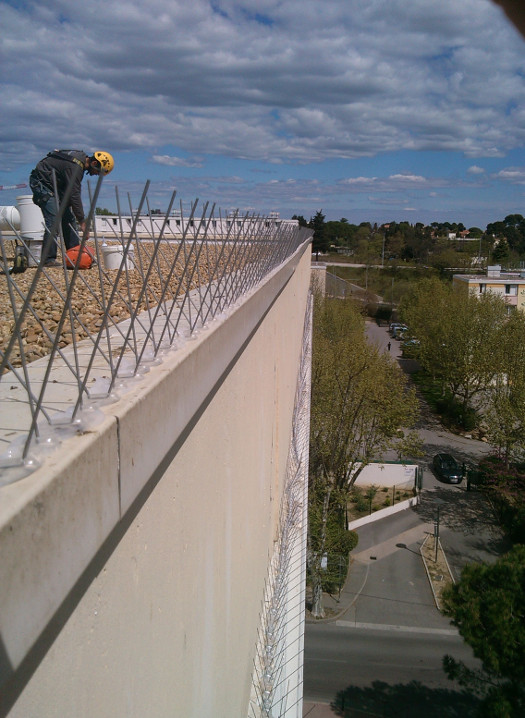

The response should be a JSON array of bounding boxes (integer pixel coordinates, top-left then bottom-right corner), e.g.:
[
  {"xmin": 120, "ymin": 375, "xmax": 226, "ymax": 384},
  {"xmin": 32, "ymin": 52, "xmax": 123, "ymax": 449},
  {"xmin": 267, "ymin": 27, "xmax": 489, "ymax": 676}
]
[{"xmin": 1, "ymin": 0, "xmax": 525, "ymax": 228}]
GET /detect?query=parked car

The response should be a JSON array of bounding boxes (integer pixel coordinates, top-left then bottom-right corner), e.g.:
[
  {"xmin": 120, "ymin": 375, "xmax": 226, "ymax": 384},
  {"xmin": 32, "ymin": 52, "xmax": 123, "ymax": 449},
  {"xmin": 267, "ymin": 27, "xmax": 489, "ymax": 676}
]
[
  {"xmin": 401, "ymin": 338, "xmax": 420, "ymax": 357},
  {"xmin": 432, "ymin": 453, "xmax": 463, "ymax": 484},
  {"xmin": 389, "ymin": 323, "xmax": 407, "ymax": 337},
  {"xmin": 392, "ymin": 326, "xmax": 408, "ymax": 339}
]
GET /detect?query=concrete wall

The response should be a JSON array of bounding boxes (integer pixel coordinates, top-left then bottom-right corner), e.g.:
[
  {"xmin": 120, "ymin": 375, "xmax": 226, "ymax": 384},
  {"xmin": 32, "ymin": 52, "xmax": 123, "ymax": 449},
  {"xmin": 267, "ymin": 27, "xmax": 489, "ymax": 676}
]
[
  {"xmin": 348, "ymin": 496, "xmax": 420, "ymax": 531},
  {"xmin": 310, "ymin": 263, "xmax": 326, "ymax": 294},
  {"xmin": 0, "ymin": 242, "xmax": 312, "ymax": 717},
  {"xmin": 353, "ymin": 462, "xmax": 418, "ymax": 488}
]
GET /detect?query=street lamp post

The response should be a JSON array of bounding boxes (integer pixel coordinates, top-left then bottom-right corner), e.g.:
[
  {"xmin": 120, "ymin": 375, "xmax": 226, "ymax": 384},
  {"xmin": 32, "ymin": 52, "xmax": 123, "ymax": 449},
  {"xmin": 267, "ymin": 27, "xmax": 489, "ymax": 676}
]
[{"xmin": 433, "ymin": 498, "xmax": 445, "ymax": 562}]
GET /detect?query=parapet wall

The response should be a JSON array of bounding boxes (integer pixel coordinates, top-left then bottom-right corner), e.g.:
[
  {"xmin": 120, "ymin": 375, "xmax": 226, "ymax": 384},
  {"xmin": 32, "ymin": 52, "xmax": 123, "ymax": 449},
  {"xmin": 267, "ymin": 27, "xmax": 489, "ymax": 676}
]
[{"xmin": 0, "ymin": 242, "xmax": 312, "ymax": 717}]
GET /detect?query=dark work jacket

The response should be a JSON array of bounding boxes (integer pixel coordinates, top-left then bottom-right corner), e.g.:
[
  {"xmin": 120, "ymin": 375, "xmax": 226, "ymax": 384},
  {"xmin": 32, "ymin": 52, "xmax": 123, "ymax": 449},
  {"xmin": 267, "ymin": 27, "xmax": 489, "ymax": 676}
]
[{"xmin": 31, "ymin": 150, "xmax": 88, "ymax": 223}]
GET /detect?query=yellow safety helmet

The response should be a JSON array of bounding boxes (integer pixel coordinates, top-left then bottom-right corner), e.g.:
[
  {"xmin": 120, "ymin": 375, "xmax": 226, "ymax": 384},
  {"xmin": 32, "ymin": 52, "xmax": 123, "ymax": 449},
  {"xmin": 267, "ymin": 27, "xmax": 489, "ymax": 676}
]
[{"xmin": 93, "ymin": 151, "xmax": 115, "ymax": 174}]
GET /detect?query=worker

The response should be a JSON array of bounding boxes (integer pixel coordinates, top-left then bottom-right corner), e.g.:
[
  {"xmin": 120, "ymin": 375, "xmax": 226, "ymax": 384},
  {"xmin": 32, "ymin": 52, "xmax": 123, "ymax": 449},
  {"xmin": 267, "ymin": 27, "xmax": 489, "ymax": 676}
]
[{"xmin": 29, "ymin": 149, "xmax": 114, "ymax": 267}]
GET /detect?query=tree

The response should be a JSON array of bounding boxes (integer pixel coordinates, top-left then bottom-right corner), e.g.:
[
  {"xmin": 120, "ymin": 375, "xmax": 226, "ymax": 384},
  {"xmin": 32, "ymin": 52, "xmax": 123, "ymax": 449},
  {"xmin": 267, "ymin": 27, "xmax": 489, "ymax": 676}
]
[
  {"xmin": 292, "ymin": 214, "xmax": 308, "ymax": 227},
  {"xmin": 95, "ymin": 207, "xmax": 113, "ymax": 215},
  {"xmin": 492, "ymin": 239, "xmax": 510, "ymax": 264},
  {"xmin": 308, "ymin": 491, "xmax": 358, "ymax": 598},
  {"xmin": 399, "ymin": 278, "xmax": 508, "ymax": 426},
  {"xmin": 468, "ymin": 227, "xmax": 484, "ymax": 238},
  {"xmin": 442, "ymin": 546, "xmax": 525, "ymax": 717},
  {"xmin": 484, "ymin": 310, "xmax": 525, "ymax": 466},
  {"xmin": 487, "ymin": 214, "xmax": 525, "ymax": 255},
  {"xmin": 324, "ymin": 219, "xmax": 358, "ymax": 249},
  {"xmin": 309, "ymin": 210, "xmax": 329, "ymax": 255},
  {"xmin": 308, "ymin": 294, "xmax": 420, "ymax": 616}
]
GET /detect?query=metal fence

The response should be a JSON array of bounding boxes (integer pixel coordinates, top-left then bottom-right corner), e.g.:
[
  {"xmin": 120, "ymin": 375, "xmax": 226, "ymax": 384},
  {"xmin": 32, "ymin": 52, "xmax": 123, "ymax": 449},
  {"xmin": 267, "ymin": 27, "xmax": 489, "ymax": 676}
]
[
  {"xmin": 0, "ymin": 176, "xmax": 311, "ymax": 484},
  {"xmin": 248, "ymin": 294, "xmax": 311, "ymax": 718},
  {"xmin": 325, "ymin": 271, "xmax": 352, "ymax": 299}
]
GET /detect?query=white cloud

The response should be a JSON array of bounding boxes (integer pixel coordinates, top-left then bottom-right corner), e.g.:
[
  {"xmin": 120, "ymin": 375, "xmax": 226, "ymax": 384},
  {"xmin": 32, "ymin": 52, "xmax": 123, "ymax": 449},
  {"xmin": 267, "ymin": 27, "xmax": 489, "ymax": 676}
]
[
  {"xmin": 1, "ymin": 0, "xmax": 524, "ymax": 169},
  {"xmin": 341, "ymin": 177, "xmax": 378, "ymax": 185},
  {"xmin": 467, "ymin": 165, "xmax": 486, "ymax": 174},
  {"xmin": 152, "ymin": 155, "xmax": 204, "ymax": 168},
  {"xmin": 493, "ymin": 167, "xmax": 525, "ymax": 184},
  {"xmin": 389, "ymin": 174, "xmax": 426, "ymax": 183}
]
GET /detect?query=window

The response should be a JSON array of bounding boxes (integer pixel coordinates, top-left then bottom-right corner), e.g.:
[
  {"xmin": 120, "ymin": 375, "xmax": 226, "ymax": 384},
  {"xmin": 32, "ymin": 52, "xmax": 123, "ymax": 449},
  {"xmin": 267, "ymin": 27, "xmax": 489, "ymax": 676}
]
[{"xmin": 505, "ymin": 284, "xmax": 518, "ymax": 296}]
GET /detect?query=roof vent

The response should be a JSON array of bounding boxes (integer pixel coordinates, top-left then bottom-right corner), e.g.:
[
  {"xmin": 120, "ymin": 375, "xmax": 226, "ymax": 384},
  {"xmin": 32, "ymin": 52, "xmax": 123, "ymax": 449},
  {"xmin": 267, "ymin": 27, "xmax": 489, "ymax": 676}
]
[{"xmin": 487, "ymin": 265, "xmax": 501, "ymax": 278}]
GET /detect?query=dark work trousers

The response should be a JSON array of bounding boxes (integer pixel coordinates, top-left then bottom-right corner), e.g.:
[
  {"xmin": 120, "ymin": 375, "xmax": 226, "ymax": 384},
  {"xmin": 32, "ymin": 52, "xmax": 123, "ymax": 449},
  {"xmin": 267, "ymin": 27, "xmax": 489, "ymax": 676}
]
[{"xmin": 38, "ymin": 196, "xmax": 79, "ymax": 263}]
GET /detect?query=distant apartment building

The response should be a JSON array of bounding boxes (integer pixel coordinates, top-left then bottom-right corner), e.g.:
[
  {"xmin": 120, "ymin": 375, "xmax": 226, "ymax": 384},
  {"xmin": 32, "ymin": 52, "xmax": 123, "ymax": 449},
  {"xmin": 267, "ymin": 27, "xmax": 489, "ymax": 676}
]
[
  {"xmin": 453, "ymin": 265, "xmax": 525, "ymax": 313},
  {"xmin": 93, "ymin": 211, "xmax": 298, "ymax": 238}
]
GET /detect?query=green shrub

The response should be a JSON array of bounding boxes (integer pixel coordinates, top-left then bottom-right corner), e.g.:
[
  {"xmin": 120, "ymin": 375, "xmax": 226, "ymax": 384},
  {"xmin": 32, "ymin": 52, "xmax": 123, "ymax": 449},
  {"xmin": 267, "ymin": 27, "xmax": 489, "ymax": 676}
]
[
  {"xmin": 342, "ymin": 529, "xmax": 359, "ymax": 553},
  {"xmin": 354, "ymin": 495, "xmax": 369, "ymax": 513},
  {"xmin": 319, "ymin": 529, "xmax": 359, "ymax": 593}
]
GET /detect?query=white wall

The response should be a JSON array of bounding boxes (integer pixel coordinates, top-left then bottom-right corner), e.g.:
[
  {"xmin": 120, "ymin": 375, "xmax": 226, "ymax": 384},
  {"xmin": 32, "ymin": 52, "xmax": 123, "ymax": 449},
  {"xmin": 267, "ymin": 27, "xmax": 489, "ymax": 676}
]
[
  {"xmin": 353, "ymin": 462, "xmax": 418, "ymax": 488},
  {"xmin": 0, "ymin": 244, "xmax": 312, "ymax": 718}
]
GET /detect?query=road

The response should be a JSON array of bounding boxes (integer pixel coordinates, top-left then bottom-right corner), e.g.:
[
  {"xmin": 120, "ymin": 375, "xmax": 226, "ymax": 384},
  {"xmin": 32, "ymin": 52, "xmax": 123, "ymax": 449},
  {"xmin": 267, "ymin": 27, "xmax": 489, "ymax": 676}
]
[{"xmin": 304, "ymin": 622, "xmax": 480, "ymax": 716}]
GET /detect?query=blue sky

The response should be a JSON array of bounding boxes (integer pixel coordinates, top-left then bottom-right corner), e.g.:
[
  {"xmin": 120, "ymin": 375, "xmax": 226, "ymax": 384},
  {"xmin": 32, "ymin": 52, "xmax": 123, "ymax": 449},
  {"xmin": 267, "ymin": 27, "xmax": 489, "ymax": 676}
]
[{"xmin": 1, "ymin": 0, "xmax": 525, "ymax": 228}]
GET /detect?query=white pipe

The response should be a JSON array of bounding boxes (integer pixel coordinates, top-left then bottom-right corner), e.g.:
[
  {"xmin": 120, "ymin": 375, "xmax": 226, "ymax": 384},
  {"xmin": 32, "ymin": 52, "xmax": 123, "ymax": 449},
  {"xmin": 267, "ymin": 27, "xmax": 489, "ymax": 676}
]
[
  {"xmin": 16, "ymin": 195, "xmax": 45, "ymax": 243},
  {"xmin": 0, "ymin": 205, "xmax": 20, "ymax": 231},
  {"xmin": 0, "ymin": 196, "xmax": 45, "ymax": 240},
  {"xmin": 0, "ymin": 196, "xmax": 45, "ymax": 266}
]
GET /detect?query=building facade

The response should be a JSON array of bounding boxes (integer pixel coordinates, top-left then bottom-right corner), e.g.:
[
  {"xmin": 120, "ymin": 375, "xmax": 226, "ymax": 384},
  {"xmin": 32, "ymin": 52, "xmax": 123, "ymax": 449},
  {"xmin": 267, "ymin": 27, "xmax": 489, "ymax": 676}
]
[{"xmin": 453, "ymin": 265, "xmax": 525, "ymax": 313}]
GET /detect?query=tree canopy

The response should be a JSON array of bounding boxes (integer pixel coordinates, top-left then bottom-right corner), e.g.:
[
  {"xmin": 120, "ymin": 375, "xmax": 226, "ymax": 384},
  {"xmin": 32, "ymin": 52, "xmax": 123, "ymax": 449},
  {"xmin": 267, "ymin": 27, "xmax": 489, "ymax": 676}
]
[
  {"xmin": 291, "ymin": 209, "xmax": 525, "ymax": 267},
  {"xmin": 311, "ymin": 295, "xmax": 420, "ymax": 492},
  {"xmin": 308, "ymin": 294, "xmax": 420, "ymax": 617},
  {"xmin": 399, "ymin": 277, "xmax": 508, "ymax": 426},
  {"xmin": 309, "ymin": 210, "xmax": 329, "ymax": 254},
  {"xmin": 484, "ymin": 310, "xmax": 525, "ymax": 465},
  {"xmin": 442, "ymin": 545, "xmax": 525, "ymax": 717}
]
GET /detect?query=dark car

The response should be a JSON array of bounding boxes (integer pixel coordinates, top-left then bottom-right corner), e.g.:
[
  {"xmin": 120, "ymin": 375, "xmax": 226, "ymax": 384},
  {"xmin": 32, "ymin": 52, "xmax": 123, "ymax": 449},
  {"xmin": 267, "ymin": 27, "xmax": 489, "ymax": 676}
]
[{"xmin": 432, "ymin": 453, "xmax": 463, "ymax": 484}]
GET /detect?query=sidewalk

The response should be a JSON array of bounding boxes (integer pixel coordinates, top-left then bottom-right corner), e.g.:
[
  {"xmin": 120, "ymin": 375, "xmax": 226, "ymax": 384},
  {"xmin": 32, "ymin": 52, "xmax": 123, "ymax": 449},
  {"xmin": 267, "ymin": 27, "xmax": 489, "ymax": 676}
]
[
  {"xmin": 305, "ymin": 515, "xmax": 431, "ymax": 626},
  {"xmin": 305, "ymin": 554, "xmax": 370, "ymax": 624}
]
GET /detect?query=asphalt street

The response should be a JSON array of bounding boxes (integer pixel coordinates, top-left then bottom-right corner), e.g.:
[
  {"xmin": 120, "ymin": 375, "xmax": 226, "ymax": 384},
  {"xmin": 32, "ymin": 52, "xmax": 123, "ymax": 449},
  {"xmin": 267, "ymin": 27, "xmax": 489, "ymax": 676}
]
[{"xmin": 304, "ymin": 622, "xmax": 478, "ymax": 703}]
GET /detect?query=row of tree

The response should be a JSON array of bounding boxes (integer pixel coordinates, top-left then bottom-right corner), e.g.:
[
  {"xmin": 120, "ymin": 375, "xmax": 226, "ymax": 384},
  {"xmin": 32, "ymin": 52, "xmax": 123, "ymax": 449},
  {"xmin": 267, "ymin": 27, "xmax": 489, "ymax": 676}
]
[
  {"xmin": 308, "ymin": 291, "xmax": 420, "ymax": 617},
  {"xmin": 399, "ymin": 278, "xmax": 525, "ymax": 465},
  {"xmin": 296, "ymin": 211, "xmax": 525, "ymax": 267}
]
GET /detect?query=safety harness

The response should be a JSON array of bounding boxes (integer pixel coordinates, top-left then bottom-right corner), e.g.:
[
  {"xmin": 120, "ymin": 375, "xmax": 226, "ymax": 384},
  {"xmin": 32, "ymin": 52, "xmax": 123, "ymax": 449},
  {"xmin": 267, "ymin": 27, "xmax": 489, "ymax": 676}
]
[{"xmin": 46, "ymin": 150, "xmax": 87, "ymax": 171}]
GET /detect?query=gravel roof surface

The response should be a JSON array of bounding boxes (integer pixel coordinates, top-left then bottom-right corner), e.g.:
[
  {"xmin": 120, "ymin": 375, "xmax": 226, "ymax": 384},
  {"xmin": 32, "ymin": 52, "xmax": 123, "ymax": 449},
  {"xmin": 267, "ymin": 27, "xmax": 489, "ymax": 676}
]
[{"xmin": 1, "ymin": 241, "xmax": 228, "ymax": 369}]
